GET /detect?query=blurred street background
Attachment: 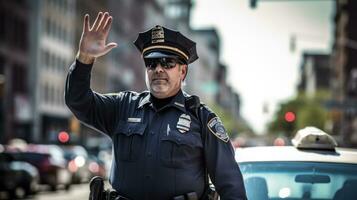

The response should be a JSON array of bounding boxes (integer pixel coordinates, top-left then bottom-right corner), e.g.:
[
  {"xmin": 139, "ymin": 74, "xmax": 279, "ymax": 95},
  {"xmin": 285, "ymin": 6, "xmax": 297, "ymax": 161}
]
[{"xmin": 0, "ymin": 0, "xmax": 356, "ymax": 199}]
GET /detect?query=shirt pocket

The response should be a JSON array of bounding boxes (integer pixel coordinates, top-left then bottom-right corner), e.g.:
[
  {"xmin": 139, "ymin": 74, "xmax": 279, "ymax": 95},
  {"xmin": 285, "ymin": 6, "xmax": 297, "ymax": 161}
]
[
  {"xmin": 114, "ymin": 121, "xmax": 147, "ymax": 162},
  {"xmin": 160, "ymin": 130, "xmax": 203, "ymax": 168}
]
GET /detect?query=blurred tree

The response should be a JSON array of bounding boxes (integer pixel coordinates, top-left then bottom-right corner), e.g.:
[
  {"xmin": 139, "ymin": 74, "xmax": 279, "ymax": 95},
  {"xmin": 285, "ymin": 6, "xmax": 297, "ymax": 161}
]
[{"xmin": 268, "ymin": 90, "xmax": 330, "ymax": 137}]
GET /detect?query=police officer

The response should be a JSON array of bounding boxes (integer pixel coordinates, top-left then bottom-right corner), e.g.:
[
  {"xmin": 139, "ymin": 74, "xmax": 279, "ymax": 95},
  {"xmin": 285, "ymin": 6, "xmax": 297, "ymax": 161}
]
[{"xmin": 65, "ymin": 12, "xmax": 247, "ymax": 200}]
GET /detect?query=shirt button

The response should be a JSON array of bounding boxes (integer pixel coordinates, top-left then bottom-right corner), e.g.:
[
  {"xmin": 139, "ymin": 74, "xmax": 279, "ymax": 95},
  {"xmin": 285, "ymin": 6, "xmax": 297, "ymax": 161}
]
[
  {"xmin": 150, "ymin": 131, "xmax": 154, "ymax": 135},
  {"xmin": 145, "ymin": 175, "xmax": 151, "ymax": 179}
]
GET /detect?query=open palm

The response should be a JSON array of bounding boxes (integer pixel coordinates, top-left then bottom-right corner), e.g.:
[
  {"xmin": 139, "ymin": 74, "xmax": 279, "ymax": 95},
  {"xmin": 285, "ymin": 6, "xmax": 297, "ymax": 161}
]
[{"xmin": 79, "ymin": 12, "xmax": 117, "ymax": 60}]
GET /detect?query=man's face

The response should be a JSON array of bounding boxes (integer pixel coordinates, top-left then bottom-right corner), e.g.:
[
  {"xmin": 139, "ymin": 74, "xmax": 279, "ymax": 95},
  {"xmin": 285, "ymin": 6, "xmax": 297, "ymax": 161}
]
[{"xmin": 145, "ymin": 57, "xmax": 187, "ymax": 99}]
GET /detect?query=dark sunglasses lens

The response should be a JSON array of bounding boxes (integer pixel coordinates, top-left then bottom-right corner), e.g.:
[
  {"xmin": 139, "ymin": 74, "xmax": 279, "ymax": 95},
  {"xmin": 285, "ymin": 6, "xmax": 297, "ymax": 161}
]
[
  {"xmin": 164, "ymin": 59, "xmax": 178, "ymax": 69},
  {"xmin": 159, "ymin": 58, "xmax": 180, "ymax": 69},
  {"xmin": 145, "ymin": 59, "xmax": 156, "ymax": 69},
  {"xmin": 145, "ymin": 58, "xmax": 180, "ymax": 69}
]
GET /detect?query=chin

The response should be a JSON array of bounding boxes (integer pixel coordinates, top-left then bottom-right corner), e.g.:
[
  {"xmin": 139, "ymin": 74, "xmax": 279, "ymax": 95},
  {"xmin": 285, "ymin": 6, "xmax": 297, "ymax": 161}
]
[{"xmin": 150, "ymin": 87, "xmax": 168, "ymax": 98}]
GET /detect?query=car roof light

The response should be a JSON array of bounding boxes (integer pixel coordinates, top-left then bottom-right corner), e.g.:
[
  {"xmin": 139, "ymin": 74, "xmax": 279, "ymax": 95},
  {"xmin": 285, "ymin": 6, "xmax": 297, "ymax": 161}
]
[{"xmin": 292, "ymin": 126, "xmax": 337, "ymax": 150}]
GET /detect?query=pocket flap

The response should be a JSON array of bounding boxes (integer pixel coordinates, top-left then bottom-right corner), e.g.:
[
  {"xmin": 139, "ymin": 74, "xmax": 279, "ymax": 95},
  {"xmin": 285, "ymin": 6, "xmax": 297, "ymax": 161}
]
[
  {"xmin": 162, "ymin": 132, "xmax": 203, "ymax": 148},
  {"xmin": 115, "ymin": 121, "xmax": 147, "ymax": 136}
]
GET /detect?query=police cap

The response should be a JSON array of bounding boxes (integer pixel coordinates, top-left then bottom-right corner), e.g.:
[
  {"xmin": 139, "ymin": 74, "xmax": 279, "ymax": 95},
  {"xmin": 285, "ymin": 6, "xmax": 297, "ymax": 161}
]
[{"xmin": 134, "ymin": 25, "xmax": 198, "ymax": 64}]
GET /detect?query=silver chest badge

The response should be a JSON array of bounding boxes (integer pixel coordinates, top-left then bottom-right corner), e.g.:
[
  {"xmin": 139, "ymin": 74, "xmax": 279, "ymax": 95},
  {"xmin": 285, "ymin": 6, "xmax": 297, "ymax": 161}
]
[{"xmin": 177, "ymin": 114, "xmax": 191, "ymax": 133}]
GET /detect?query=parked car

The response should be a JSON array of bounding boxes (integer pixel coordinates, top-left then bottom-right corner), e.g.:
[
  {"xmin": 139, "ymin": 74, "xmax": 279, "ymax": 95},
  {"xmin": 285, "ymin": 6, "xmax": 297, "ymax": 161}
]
[
  {"xmin": 235, "ymin": 127, "xmax": 357, "ymax": 200},
  {"xmin": 9, "ymin": 144, "xmax": 72, "ymax": 191},
  {"xmin": 0, "ymin": 152, "xmax": 39, "ymax": 199},
  {"xmin": 60, "ymin": 145, "xmax": 91, "ymax": 184},
  {"xmin": 88, "ymin": 154, "xmax": 107, "ymax": 179}
]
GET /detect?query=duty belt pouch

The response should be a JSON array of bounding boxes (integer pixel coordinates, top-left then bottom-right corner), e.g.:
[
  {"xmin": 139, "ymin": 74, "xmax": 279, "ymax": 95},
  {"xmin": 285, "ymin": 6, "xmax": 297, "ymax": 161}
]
[
  {"xmin": 89, "ymin": 176, "xmax": 129, "ymax": 200},
  {"xmin": 89, "ymin": 176, "xmax": 105, "ymax": 200}
]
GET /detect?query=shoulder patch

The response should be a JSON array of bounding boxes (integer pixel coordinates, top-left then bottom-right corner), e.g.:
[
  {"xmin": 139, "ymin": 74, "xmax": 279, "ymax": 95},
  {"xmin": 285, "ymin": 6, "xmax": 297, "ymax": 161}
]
[{"xmin": 207, "ymin": 117, "xmax": 229, "ymax": 142}]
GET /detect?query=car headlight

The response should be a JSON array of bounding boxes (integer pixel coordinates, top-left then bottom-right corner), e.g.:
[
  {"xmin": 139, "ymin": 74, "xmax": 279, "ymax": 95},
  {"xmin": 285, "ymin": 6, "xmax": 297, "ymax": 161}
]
[{"xmin": 74, "ymin": 156, "xmax": 86, "ymax": 168}]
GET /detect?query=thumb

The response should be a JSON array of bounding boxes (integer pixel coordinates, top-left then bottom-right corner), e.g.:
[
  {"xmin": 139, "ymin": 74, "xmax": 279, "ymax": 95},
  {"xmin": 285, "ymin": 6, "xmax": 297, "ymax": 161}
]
[{"xmin": 103, "ymin": 42, "xmax": 118, "ymax": 54}]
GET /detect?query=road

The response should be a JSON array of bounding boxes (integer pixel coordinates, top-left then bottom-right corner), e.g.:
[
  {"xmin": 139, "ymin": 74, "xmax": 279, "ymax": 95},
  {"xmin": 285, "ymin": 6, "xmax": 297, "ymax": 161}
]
[
  {"xmin": 0, "ymin": 181, "xmax": 113, "ymax": 200},
  {"xmin": 24, "ymin": 184, "xmax": 89, "ymax": 200}
]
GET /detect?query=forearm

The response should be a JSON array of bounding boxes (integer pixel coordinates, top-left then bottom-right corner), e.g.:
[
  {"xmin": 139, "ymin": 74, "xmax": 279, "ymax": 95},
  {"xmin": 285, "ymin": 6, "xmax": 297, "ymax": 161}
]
[
  {"xmin": 201, "ymin": 108, "xmax": 247, "ymax": 200},
  {"xmin": 212, "ymin": 162, "xmax": 247, "ymax": 200},
  {"xmin": 65, "ymin": 59, "xmax": 94, "ymax": 121},
  {"xmin": 65, "ymin": 59, "xmax": 119, "ymax": 135},
  {"xmin": 207, "ymin": 147, "xmax": 247, "ymax": 200}
]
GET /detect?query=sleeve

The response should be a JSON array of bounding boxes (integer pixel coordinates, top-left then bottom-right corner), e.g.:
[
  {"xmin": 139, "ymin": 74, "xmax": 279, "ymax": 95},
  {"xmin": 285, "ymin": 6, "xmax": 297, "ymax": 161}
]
[
  {"xmin": 64, "ymin": 59, "xmax": 121, "ymax": 136},
  {"xmin": 200, "ymin": 106, "xmax": 247, "ymax": 200}
]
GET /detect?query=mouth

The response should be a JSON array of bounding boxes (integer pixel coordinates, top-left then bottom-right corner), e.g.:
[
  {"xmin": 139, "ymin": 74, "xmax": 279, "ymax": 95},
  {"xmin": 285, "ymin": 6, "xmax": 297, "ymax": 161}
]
[{"xmin": 152, "ymin": 78, "xmax": 168, "ymax": 82}]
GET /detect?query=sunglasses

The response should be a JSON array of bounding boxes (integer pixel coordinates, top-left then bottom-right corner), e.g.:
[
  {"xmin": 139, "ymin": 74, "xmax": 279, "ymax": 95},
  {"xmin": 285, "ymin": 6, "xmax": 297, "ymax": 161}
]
[{"xmin": 144, "ymin": 58, "xmax": 183, "ymax": 70}]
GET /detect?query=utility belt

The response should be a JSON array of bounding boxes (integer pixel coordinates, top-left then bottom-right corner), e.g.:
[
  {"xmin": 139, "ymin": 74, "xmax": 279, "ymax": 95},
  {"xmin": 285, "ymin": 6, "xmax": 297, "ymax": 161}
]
[
  {"xmin": 172, "ymin": 188, "xmax": 217, "ymax": 200},
  {"xmin": 89, "ymin": 176, "xmax": 218, "ymax": 200},
  {"xmin": 89, "ymin": 176, "xmax": 129, "ymax": 200}
]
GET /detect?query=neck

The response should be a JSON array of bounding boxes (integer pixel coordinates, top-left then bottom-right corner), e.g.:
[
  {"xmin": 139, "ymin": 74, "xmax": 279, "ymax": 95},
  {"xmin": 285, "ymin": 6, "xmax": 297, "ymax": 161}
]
[{"xmin": 151, "ymin": 90, "xmax": 181, "ymax": 110}]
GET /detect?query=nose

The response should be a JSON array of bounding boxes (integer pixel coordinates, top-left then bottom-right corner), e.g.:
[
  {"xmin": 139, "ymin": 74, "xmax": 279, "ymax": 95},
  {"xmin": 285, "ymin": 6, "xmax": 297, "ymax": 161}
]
[{"xmin": 154, "ymin": 63, "xmax": 165, "ymax": 73}]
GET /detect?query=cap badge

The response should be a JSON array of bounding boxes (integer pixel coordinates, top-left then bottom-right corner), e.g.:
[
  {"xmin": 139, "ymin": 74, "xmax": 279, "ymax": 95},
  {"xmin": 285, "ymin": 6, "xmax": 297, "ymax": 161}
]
[
  {"xmin": 152, "ymin": 25, "xmax": 165, "ymax": 43},
  {"xmin": 177, "ymin": 114, "xmax": 191, "ymax": 133}
]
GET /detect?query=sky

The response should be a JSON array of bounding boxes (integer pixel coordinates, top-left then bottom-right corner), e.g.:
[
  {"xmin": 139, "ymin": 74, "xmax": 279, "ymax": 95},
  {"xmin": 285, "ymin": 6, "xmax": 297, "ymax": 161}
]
[{"xmin": 191, "ymin": 0, "xmax": 334, "ymax": 134}]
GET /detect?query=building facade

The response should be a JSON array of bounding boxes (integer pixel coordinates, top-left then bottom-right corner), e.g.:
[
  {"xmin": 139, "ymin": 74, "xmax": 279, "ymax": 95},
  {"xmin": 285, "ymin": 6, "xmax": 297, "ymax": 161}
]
[
  {"xmin": 331, "ymin": 0, "xmax": 357, "ymax": 147},
  {"xmin": 0, "ymin": 1, "xmax": 31, "ymax": 143},
  {"xmin": 29, "ymin": 0, "xmax": 76, "ymax": 143}
]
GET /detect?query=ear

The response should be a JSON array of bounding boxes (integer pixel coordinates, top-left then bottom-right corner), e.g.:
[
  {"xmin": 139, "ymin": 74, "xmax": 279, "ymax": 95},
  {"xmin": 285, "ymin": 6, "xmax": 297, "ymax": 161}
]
[{"xmin": 180, "ymin": 65, "xmax": 188, "ymax": 80}]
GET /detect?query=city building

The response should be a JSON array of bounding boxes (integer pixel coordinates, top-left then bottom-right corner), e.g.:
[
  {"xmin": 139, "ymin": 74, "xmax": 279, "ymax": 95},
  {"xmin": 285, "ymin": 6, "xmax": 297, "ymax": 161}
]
[
  {"xmin": 29, "ymin": 0, "xmax": 76, "ymax": 143},
  {"xmin": 331, "ymin": 0, "xmax": 357, "ymax": 147},
  {"xmin": 298, "ymin": 53, "xmax": 331, "ymax": 97},
  {"xmin": 0, "ymin": 1, "xmax": 31, "ymax": 143}
]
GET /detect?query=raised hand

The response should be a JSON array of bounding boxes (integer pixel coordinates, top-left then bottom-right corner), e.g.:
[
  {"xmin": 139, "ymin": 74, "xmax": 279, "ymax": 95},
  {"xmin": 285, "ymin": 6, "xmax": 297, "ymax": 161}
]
[{"xmin": 77, "ymin": 12, "xmax": 118, "ymax": 64}]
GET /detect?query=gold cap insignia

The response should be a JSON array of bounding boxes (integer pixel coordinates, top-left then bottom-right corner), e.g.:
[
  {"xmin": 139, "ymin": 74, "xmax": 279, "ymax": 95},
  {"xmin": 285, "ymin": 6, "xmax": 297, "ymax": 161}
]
[{"xmin": 152, "ymin": 25, "xmax": 165, "ymax": 43}]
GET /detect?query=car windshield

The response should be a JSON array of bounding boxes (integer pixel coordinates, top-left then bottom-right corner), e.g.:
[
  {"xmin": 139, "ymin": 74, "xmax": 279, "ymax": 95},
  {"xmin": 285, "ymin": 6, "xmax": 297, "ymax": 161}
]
[{"xmin": 240, "ymin": 162, "xmax": 357, "ymax": 200}]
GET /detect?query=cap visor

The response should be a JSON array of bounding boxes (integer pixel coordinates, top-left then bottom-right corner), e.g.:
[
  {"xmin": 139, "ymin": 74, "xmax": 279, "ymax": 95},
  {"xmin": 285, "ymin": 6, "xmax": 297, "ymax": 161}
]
[{"xmin": 144, "ymin": 51, "xmax": 180, "ymax": 59}]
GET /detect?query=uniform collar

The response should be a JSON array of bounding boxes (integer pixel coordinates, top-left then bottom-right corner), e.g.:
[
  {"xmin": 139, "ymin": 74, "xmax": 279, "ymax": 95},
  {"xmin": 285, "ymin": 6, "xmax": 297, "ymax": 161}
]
[
  {"xmin": 138, "ymin": 90, "xmax": 187, "ymax": 112},
  {"xmin": 138, "ymin": 92, "xmax": 151, "ymax": 108}
]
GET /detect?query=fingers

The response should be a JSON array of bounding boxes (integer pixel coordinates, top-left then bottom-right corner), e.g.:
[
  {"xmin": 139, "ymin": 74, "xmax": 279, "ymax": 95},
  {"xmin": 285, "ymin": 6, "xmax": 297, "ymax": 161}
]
[
  {"xmin": 83, "ymin": 14, "xmax": 90, "ymax": 33},
  {"xmin": 97, "ymin": 12, "xmax": 110, "ymax": 31},
  {"xmin": 103, "ymin": 16, "xmax": 113, "ymax": 35},
  {"xmin": 91, "ymin": 12, "xmax": 103, "ymax": 31},
  {"xmin": 89, "ymin": 12, "xmax": 112, "ymax": 33}
]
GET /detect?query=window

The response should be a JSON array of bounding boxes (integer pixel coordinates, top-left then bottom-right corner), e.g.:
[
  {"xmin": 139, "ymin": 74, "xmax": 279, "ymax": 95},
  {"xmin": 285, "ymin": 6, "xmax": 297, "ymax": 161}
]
[
  {"xmin": 44, "ymin": 83, "xmax": 49, "ymax": 103},
  {"xmin": 12, "ymin": 64, "xmax": 27, "ymax": 93},
  {"xmin": 240, "ymin": 162, "xmax": 357, "ymax": 200},
  {"xmin": 0, "ymin": 8, "xmax": 5, "ymax": 41}
]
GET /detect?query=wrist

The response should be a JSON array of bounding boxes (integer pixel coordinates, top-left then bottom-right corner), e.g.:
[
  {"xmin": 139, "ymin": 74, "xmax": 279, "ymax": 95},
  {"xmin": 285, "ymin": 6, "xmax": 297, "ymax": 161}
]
[{"xmin": 76, "ymin": 52, "xmax": 95, "ymax": 64}]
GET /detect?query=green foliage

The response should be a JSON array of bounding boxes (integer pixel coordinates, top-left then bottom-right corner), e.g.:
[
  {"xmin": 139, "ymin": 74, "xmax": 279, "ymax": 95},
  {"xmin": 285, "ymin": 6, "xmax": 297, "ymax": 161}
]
[
  {"xmin": 296, "ymin": 102, "xmax": 328, "ymax": 130},
  {"xmin": 268, "ymin": 90, "xmax": 330, "ymax": 137}
]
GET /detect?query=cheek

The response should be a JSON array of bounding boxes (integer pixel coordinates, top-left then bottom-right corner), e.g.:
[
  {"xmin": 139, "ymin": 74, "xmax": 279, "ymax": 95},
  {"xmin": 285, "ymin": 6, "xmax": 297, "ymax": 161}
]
[{"xmin": 146, "ymin": 70, "xmax": 153, "ymax": 79}]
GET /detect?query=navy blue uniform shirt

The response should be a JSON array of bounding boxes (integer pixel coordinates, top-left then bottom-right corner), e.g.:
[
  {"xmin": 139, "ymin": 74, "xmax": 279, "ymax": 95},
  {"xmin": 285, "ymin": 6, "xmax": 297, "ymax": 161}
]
[{"xmin": 65, "ymin": 60, "xmax": 247, "ymax": 200}]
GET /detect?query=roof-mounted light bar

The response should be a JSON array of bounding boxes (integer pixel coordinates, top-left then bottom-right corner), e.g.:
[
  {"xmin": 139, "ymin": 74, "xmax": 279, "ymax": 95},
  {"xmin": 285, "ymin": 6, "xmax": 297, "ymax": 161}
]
[{"xmin": 292, "ymin": 126, "xmax": 337, "ymax": 150}]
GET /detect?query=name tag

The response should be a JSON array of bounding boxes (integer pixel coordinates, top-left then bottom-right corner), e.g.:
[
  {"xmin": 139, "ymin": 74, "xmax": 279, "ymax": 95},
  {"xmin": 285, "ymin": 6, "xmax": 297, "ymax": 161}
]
[{"xmin": 128, "ymin": 118, "xmax": 141, "ymax": 123}]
